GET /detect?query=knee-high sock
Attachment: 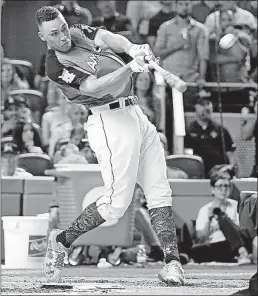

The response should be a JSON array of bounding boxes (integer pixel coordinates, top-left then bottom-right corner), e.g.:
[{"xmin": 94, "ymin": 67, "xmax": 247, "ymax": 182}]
[
  {"xmin": 56, "ymin": 202, "xmax": 105, "ymax": 248},
  {"xmin": 149, "ymin": 206, "xmax": 180, "ymax": 263}
]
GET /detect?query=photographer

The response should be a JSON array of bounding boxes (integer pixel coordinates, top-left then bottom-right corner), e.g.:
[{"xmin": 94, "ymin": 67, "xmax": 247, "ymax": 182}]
[{"xmin": 191, "ymin": 171, "xmax": 251, "ymax": 264}]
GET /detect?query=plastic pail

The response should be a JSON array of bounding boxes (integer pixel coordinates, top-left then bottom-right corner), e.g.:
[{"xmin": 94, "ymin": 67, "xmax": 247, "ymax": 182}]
[{"xmin": 2, "ymin": 216, "xmax": 49, "ymax": 269}]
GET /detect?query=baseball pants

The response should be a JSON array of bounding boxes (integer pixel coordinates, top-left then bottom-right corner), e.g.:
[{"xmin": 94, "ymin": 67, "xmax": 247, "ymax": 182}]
[{"xmin": 87, "ymin": 103, "xmax": 172, "ymax": 221}]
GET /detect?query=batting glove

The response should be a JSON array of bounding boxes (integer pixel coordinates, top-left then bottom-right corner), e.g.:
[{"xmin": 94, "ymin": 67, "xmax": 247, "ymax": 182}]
[
  {"xmin": 128, "ymin": 44, "xmax": 154, "ymax": 59},
  {"xmin": 129, "ymin": 57, "xmax": 150, "ymax": 73}
]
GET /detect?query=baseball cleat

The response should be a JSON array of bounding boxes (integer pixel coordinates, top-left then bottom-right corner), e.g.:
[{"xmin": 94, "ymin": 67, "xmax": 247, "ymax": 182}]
[
  {"xmin": 43, "ymin": 229, "xmax": 70, "ymax": 282},
  {"xmin": 158, "ymin": 260, "xmax": 185, "ymax": 286}
]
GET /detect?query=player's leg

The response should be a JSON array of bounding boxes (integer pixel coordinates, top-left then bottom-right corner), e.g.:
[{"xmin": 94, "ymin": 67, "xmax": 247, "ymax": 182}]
[
  {"xmin": 135, "ymin": 106, "xmax": 185, "ymax": 285},
  {"xmin": 44, "ymin": 108, "xmax": 141, "ymax": 281}
]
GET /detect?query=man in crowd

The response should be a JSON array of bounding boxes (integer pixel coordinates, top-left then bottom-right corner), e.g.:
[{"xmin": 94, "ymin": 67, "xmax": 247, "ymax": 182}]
[
  {"xmin": 184, "ymin": 96, "xmax": 238, "ymax": 177},
  {"xmin": 126, "ymin": 0, "xmax": 162, "ymax": 44},
  {"xmin": 192, "ymin": 171, "xmax": 251, "ymax": 264},
  {"xmin": 153, "ymin": 0, "xmax": 209, "ymax": 152},
  {"xmin": 1, "ymin": 139, "xmax": 32, "ymax": 177},
  {"xmin": 191, "ymin": 1, "xmax": 216, "ymax": 24},
  {"xmin": 147, "ymin": 0, "xmax": 176, "ymax": 48},
  {"xmin": 92, "ymin": 0, "xmax": 132, "ymax": 63},
  {"xmin": 154, "ymin": 0, "xmax": 209, "ymax": 92}
]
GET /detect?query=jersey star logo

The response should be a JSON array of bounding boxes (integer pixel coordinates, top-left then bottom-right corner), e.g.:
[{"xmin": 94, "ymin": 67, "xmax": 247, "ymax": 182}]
[{"xmin": 58, "ymin": 69, "xmax": 76, "ymax": 84}]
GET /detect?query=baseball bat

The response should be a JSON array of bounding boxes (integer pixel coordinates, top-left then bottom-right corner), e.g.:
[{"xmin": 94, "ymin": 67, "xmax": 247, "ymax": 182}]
[{"xmin": 148, "ymin": 60, "xmax": 187, "ymax": 93}]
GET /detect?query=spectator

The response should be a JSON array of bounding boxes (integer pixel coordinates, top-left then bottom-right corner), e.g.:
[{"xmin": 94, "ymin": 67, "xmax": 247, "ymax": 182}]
[
  {"xmin": 153, "ymin": 0, "xmax": 209, "ymax": 151},
  {"xmin": 79, "ymin": 138, "xmax": 98, "ymax": 164},
  {"xmin": 154, "ymin": 0, "xmax": 209, "ymax": 86},
  {"xmin": 211, "ymin": 15, "xmax": 253, "ymax": 84},
  {"xmin": 191, "ymin": 1, "xmax": 215, "ymax": 24},
  {"xmin": 208, "ymin": 164, "xmax": 242, "ymax": 213},
  {"xmin": 41, "ymin": 82, "xmax": 70, "ymax": 150},
  {"xmin": 92, "ymin": 0, "xmax": 132, "ymax": 63},
  {"xmin": 13, "ymin": 121, "xmax": 43, "ymax": 154},
  {"xmin": 154, "ymin": 0, "xmax": 209, "ymax": 112},
  {"xmin": 237, "ymin": 1, "xmax": 258, "ymax": 17},
  {"xmin": 126, "ymin": 0, "xmax": 162, "ymax": 43},
  {"xmin": 241, "ymin": 99, "xmax": 257, "ymax": 177},
  {"xmin": 184, "ymin": 96, "xmax": 238, "ymax": 177},
  {"xmin": 1, "ymin": 96, "xmax": 20, "ymax": 137},
  {"xmin": 1, "ymin": 58, "xmax": 29, "ymax": 106},
  {"xmin": 147, "ymin": 1, "xmax": 176, "ymax": 48},
  {"xmin": 54, "ymin": 1, "xmax": 92, "ymax": 26},
  {"xmin": 48, "ymin": 102, "xmax": 86, "ymax": 158},
  {"xmin": 70, "ymin": 126, "xmax": 86, "ymax": 148},
  {"xmin": 134, "ymin": 72, "xmax": 161, "ymax": 128},
  {"xmin": 249, "ymin": 26, "xmax": 257, "ymax": 83},
  {"xmin": 56, "ymin": 143, "xmax": 87, "ymax": 165},
  {"xmin": 191, "ymin": 171, "xmax": 251, "ymax": 264},
  {"xmin": 208, "ymin": 12, "xmax": 253, "ymax": 112},
  {"xmin": 204, "ymin": 1, "xmax": 256, "ymax": 35},
  {"xmin": 1, "ymin": 140, "xmax": 32, "ymax": 177}
]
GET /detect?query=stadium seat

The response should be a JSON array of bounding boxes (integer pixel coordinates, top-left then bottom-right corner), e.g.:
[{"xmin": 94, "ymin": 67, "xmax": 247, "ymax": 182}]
[
  {"xmin": 16, "ymin": 153, "xmax": 52, "ymax": 176},
  {"xmin": 9, "ymin": 89, "xmax": 44, "ymax": 125},
  {"xmin": 1, "ymin": 136, "xmax": 14, "ymax": 146},
  {"xmin": 10, "ymin": 59, "xmax": 35, "ymax": 88},
  {"xmin": 166, "ymin": 154, "xmax": 205, "ymax": 179}
]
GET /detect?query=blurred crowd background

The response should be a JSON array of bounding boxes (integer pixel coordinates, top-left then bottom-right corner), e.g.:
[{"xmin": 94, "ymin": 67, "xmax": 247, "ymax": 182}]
[{"xmin": 1, "ymin": 0, "xmax": 257, "ymax": 271}]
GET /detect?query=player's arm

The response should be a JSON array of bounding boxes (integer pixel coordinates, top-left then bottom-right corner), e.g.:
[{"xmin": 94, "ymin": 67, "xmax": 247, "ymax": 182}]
[
  {"xmin": 47, "ymin": 51, "xmax": 148, "ymax": 99},
  {"xmin": 80, "ymin": 64, "xmax": 133, "ymax": 98},
  {"xmin": 94, "ymin": 28, "xmax": 155, "ymax": 61}
]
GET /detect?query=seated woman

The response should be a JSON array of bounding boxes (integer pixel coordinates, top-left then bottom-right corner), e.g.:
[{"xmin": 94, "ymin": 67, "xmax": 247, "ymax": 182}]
[
  {"xmin": 13, "ymin": 121, "xmax": 43, "ymax": 154},
  {"xmin": 191, "ymin": 171, "xmax": 251, "ymax": 265},
  {"xmin": 1, "ymin": 58, "xmax": 29, "ymax": 107},
  {"xmin": 133, "ymin": 71, "xmax": 161, "ymax": 128}
]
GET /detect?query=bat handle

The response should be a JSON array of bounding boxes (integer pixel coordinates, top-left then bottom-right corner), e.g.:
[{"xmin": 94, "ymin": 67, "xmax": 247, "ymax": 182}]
[
  {"xmin": 148, "ymin": 60, "xmax": 187, "ymax": 93},
  {"xmin": 148, "ymin": 60, "xmax": 167, "ymax": 76}
]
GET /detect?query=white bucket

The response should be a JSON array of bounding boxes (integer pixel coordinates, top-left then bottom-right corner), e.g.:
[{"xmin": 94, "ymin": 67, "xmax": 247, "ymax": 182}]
[{"xmin": 2, "ymin": 216, "xmax": 49, "ymax": 269}]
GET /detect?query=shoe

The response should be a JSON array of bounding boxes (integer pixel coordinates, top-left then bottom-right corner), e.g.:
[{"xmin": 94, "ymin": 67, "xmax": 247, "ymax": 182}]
[
  {"xmin": 179, "ymin": 253, "xmax": 189, "ymax": 265},
  {"xmin": 158, "ymin": 260, "xmax": 185, "ymax": 286},
  {"xmin": 43, "ymin": 229, "xmax": 70, "ymax": 282},
  {"xmin": 238, "ymin": 252, "xmax": 251, "ymax": 266}
]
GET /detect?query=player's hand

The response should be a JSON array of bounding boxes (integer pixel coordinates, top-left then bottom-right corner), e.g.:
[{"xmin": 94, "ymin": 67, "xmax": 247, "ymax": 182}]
[
  {"xmin": 129, "ymin": 57, "xmax": 150, "ymax": 73},
  {"xmin": 129, "ymin": 44, "xmax": 154, "ymax": 59}
]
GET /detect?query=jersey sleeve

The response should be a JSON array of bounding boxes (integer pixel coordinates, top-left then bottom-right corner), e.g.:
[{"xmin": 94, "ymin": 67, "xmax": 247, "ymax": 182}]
[
  {"xmin": 70, "ymin": 24, "xmax": 102, "ymax": 42},
  {"xmin": 46, "ymin": 49, "xmax": 89, "ymax": 90}
]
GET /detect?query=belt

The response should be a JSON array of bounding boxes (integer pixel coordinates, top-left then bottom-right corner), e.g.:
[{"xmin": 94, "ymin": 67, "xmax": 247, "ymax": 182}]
[{"xmin": 88, "ymin": 96, "xmax": 138, "ymax": 115}]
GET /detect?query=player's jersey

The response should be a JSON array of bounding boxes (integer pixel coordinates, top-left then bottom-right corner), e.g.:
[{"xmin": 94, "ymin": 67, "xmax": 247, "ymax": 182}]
[{"xmin": 46, "ymin": 24, "xmax": 133, "ymax": 108}]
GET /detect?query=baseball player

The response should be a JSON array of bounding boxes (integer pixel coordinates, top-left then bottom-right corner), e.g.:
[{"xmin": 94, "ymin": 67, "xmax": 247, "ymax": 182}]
[{"xmin": 35, "ymin": 6, "xmax": 185, "ymax": 286}]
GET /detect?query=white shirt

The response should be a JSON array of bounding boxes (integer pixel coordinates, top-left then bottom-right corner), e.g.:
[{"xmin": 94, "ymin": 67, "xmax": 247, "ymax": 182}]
[{"xmin": 196, "ymin": 199, "xmax": 239, "ymax": 244}]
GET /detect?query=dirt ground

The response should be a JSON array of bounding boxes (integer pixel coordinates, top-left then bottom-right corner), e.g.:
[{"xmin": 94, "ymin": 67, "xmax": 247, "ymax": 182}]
[{"xmin": 1, "ymin": 263, "xmax": 256, "ymax": 295}]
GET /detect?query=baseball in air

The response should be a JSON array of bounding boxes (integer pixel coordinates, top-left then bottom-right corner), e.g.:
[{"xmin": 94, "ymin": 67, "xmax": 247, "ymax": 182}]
[{"xmin": 219, "ymin": 33, "xmax": 237, "ymax": 50}]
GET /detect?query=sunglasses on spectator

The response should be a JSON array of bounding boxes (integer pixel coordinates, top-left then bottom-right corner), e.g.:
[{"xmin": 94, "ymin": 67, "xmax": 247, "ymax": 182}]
[{"xmin": 214, "ymin": 184, "xmax": 231, "ymax": 190}]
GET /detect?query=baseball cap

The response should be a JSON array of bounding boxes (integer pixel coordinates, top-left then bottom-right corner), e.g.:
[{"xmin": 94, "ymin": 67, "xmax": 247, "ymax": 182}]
[
  {"xmin": 4, "ymin": 96, "xmax": 19, "ymax": 110},
  {"xmin": 1, "ymin": 138, "xmax": 19, "ymax": 155}
]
